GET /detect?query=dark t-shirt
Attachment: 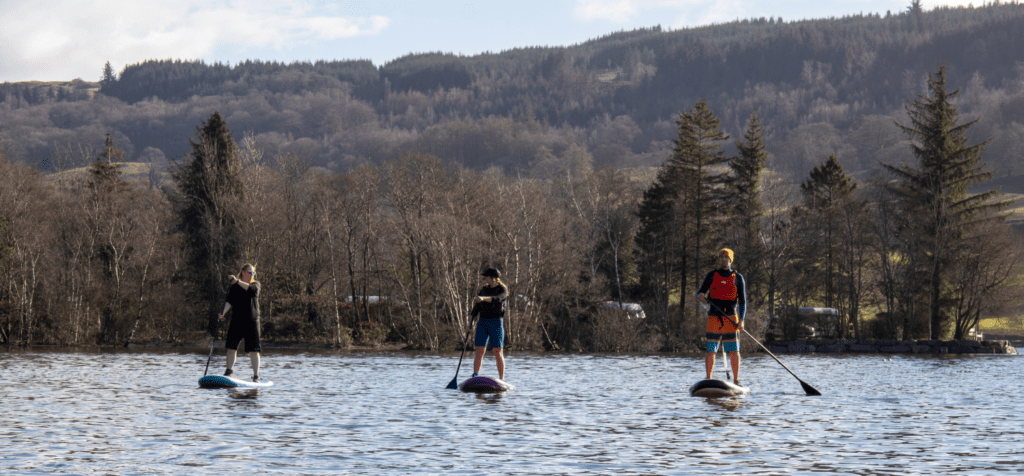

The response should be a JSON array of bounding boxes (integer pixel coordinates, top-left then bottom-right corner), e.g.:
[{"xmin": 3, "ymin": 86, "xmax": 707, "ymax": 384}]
[
  {"xmin": 226, "ymin": 281, "xmax": 261, "ymax": 321},
  {"xmin": 471, "ymin": 284, "xmax": 508, "ymax": 320}
]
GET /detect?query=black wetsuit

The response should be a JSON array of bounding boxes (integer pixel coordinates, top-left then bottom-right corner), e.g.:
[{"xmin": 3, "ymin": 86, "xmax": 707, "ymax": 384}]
[{"xmin": 224, "ymin": 281, "xmax": 261, "ymax": 353}]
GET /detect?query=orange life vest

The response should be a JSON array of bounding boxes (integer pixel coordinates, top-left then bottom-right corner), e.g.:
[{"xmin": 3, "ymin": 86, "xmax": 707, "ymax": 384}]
[{"xmin": 708, "ymin": 271, "xmax": 738, "ymax": 301}]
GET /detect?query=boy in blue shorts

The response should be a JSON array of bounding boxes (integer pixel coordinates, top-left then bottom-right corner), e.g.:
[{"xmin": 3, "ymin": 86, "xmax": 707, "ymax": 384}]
[{"xmin": 470, "ymin": 268, "xmax": 509, "ymax": 381}]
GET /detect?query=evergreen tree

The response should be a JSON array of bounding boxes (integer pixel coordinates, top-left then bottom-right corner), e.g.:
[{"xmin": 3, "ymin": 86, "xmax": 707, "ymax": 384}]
[
  {"xmin": 98, "ymin": 132, "xmax": 123, "ymax": 163},
  {"xmin": 99, "ymin": 61, "xmax": 118, "ymax": 97},
  {"xmin": 635, "ymin": 98, "xmax": 730, "ymax": 322},
  {"xmin": 101, "ymin": 61, "xmax": 116, "ymax": 84},
  {"xmin": 907, "ymin": 0, "xmax": 924, "ymax": 30},
  {"xmin": 170, "ymin": 111, "xmax": 244, "ymax": 334},
  {"xmin": 671, "ymin": 98, "xmax": 731, "ymax": 311},
  {"xmin": 883, "ymin": 64, "xmax": 1002, "ymax": 339},
  {"xmin": 635, "ymin": 177, "xmax": 680, "ymax": 314},
  {"xmin": 727, "ymin": 108, "xmax": 769, "ymax": 300},
  {"xmin": 794, "ymin": 155, "xmax": 858, "ymax": 318},
  {"xmin": 89, "ymin": 133, "xmax": 127, "ymax": 196}
]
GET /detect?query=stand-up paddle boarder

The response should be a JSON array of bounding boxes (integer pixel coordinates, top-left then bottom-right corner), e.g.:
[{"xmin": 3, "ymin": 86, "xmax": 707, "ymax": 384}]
[
  {"xmin": 217, "ymin": 263, "xmax": 263, "ymax": 382},
  {"xmin": 468, "ymin": 268, "xmax": 508, "ymax": 381},
  {"xmin": 696, "ymin": 248, "xmax": 746, "ymax": 386}
]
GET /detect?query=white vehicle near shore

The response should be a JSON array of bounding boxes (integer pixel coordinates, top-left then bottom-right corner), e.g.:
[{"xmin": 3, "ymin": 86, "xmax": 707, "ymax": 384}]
[{"xmin": 598, "ymin": 301, "xmax": 646, "ymax": 319}]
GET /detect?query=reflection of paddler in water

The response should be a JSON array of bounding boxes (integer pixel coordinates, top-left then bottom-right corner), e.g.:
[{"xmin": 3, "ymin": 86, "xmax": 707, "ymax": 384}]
[
  {"xmin": 467, "ymin": 268, "xmax": 509, "ymax": 381},
  {"xmin": 696, "ymin": 248, "xmax": 746, "ymax": 386},
  {"xmin": 217, "ymin": 263, "xmax": 263, "ymax": 382}
]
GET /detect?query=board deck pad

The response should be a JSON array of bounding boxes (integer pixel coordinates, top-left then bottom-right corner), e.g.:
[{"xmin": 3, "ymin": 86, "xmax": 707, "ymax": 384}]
[
  {"xmin": 458, "ymin": 375, "xmax": 515, "ymax": 393},
  {"xmin": 198, "ymin": 375, "xmax": 274, "ymax": 389},
  {"xmin": 689, "ymin": 378, "xmax": 749, "ymax": 398}
]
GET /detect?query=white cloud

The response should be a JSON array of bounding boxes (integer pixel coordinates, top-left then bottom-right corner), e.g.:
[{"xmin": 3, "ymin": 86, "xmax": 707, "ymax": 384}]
[
  {"xmin": 572, "ymin": 0, "xmax": 697, "ymax": 22},
  {"xmin": 573, "ymin": 0, "xmax": 642, "ymax": 21},
  {"xmin": 0, "ymin": 0, "xmax": 390, "ymax": 81}
]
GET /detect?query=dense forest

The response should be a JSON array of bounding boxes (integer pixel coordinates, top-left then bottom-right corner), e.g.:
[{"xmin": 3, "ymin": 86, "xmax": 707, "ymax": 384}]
[
  {"xmin": 3, "ymin": 3, "xmax": 1024, "ymax": 183},
  {"xmin": 3, "ymin": 3, "xmax": 1024, "ymax": 350}
]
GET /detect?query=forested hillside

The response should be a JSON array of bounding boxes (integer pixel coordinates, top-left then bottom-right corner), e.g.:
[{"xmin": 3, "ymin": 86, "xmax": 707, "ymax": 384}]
[
  {"xmin": 3, "ymin": 3, "xmax": 1024, "ymax": 182},
  {"xmin": 3, "ymin": 3, "xmax": 1024, "ymax": 350}
]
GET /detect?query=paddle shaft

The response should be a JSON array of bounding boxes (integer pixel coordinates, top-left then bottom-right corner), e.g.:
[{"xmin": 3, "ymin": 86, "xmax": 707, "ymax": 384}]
[
  {"xmin": 446, "ymin": 317, "xmax": 475, "ymax": 389},
  {"xmin": 203, "ymin": 319, "xmax": 220, "ymax": 377},
  {"xmin": 704, "ymin": 300, "xmax": 821, "ymax": 396},
  {"xmin": 718, "ymin": 336, "xmax": 730, "ymax": 381},
  {"xmin": 203, "ymin": 339, "xmax": 215, "ymax": 376},
  {"xmin": 454, "ymin": 327, "xmax": 472, "ymax": 374}
]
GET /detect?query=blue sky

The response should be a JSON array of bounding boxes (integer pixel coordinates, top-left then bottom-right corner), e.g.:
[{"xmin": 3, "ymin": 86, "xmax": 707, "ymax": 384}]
[{"xmin": 0, "ymin": 0, "xmax": 978, "ymax": 83}]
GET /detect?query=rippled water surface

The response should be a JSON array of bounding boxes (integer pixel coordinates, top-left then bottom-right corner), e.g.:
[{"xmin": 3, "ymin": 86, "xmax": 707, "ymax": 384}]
[{"xmin": 1, "ymin": 346, "xmax": 1022, "ymax": 475}]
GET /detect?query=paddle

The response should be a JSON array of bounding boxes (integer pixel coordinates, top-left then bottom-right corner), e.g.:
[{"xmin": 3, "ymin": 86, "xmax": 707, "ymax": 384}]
[
  {"xmin": 719, "ymin": 336, "xmax": 731, "ymax": 381},
  {"xmin": 446, "ymin": 318, "xmax": 475, "ymax": 390},
  {"xmin": 203, "ymin": 320, "xmax": 220, "ymax": 377},
  {"xmin": 705, "ymin": 300, "xmax": 822, "ymax": 396}
]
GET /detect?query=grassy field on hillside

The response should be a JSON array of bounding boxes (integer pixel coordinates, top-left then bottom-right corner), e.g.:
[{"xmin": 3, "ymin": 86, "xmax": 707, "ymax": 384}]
[
  {"xmin": 980, "ymin": 317, "xmax": 1024, "ymax": 334},
  {"xmin": 49, "ymin": 161, "xmax": 170, "ymax": 188}
]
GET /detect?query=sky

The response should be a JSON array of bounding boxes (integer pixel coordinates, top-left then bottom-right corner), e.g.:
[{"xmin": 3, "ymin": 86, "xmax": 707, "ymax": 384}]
[{"xmin": 0, "ymin": 0, "xmax": 982, "ymax": 83}]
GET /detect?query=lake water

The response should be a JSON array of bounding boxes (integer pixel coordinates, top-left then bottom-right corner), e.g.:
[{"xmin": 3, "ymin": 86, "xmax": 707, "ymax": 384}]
[{"xmin": 1, "ymin": 346, "xmax": 1022, "ymax": 475}]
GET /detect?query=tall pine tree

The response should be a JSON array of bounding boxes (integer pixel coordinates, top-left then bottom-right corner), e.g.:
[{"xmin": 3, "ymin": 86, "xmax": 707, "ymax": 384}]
[
  {"xmin": 794, "ymin": 155, "xmax": 860, "ymax": 326},
  {"xmin": 171, "ymin": 111, "xmax": 244, "ymax": 334},
  {"xmin": 635, "ymin": 98, "xmax": 730, "ymax": 322},
  {"xmin": 727, "ymin": 108, "xmax": 769, "ymax": 303},
  {"xmin": 672, "ymin": 98, "xmax": 731, "ymax": 312},
  {"xmin": 635, "ymin": 177, "xmax": 680, "ymax": 314},
  {"xmin": 883, "ymin": 64, "xmax": 1001, "ymax": 339}
]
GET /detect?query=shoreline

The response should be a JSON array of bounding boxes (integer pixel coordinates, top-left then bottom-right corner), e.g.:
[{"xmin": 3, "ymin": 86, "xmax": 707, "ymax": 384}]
[
  {"xmin": 4, "ymin": 337, "xmax": 1020, "ymax": 356},
  {"xmin": 0, "ymin": 341, "xmax": 412, "ymax": 353},
  {"xmin": 761, "ymin": 338, "xmax": 1019, "ymax": 355}
]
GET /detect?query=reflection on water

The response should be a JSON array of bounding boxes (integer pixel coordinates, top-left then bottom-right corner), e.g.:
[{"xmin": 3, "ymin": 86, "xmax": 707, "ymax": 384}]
[
  {"xmin": 1, "ymin": 347, "xmax": 1022, "ymax": 474},
  {"xmin": 473, "ymin": 392, "xmax": 507, "ymax": 404},
  {"xmin": 227, "ymin": 389, "xmax": 262, "ymax": 400},
  {"xmin": 703, "ymin": 397, "xmax": 743, "ymax": 412}
]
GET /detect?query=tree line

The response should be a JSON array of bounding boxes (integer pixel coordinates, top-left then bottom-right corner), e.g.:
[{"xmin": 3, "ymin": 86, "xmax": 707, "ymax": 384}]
[{"xmin": 2, "ymin": 64, "xmax": 1020, "ymax": 350}]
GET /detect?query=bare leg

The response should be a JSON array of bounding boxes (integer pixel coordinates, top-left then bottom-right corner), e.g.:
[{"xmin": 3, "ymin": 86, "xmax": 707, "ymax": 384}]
[
  {"xmin": 225, "ymin": 348, "xmax": 237, "ymax": 374},
  {"xmin": 250, "ymin": 352, "xmax": 261, "ymax": 377},
  {"xmin": 729, "ymin": 351, "xmax": 741, "ymax": 384},
  {"xmin": 493, "ymin": 348, "xmax": 505, "ymax": 380},
  {"xmin": 705, "ymin": 351, "xmax": 715, "ymax": 379},
  {"xmin": 473, "ymin": 347, "xmax": 486, "ymax": 375}
]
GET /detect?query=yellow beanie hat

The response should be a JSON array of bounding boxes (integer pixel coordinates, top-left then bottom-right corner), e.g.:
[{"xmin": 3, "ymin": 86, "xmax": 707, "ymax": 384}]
[{"xmin": 719, "ymin": 248, "xmax": 734, "ymax": 262}]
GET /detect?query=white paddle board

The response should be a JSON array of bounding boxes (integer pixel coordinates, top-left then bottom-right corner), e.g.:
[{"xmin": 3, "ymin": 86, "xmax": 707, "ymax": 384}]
[{"xmin": 198, "ymin": 375, "xmax": 274, "ymax": 389}]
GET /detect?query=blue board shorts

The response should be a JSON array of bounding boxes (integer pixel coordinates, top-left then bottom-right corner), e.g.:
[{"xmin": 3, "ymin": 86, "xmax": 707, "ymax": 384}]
[
  {"xmin": 707, "ymin": 339, "xmax": 739, "ymax": 353},
  {"xmin": 474, "ymin": 318, "xmax": 504, "ymax": 348}
]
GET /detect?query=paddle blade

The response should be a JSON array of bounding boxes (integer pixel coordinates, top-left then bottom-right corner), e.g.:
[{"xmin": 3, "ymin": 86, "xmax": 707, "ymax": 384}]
[
  {"xmin": 800, "ymin": 380, "xmax": 822, "ymax": 396},
  {"xmin": 446, "ymin": 377, "xmax": 459, "ymax": 390}
]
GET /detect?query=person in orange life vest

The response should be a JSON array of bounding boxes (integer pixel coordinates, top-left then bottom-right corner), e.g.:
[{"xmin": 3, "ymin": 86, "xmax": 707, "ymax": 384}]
[{"xmin": 696, "ymin": 248, "xmax": 747, "ymax": 385}]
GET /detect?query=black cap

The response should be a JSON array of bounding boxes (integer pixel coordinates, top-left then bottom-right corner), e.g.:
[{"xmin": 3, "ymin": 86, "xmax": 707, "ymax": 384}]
[{"xmin": 482, "ymin": 268, "xmax": 500, "ymax": 278}]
